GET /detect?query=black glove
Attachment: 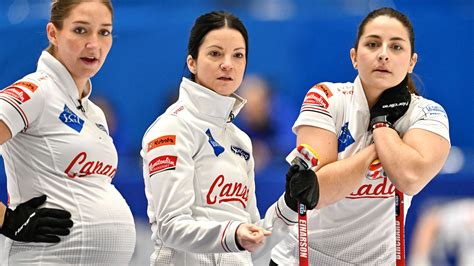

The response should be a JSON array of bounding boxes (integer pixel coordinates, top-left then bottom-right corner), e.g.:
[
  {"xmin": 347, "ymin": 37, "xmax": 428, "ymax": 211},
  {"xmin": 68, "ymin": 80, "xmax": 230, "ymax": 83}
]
[
  {"xmin": 0, "ymin": 195, "xmax": 73, "ymax": 243},
  {"xmin": 369, "ymin": 75, "xmax": 411, "ymax": 131},
  {"xmin": 284, "ymin": 164, "xmax": 319, "ymax": 212}
]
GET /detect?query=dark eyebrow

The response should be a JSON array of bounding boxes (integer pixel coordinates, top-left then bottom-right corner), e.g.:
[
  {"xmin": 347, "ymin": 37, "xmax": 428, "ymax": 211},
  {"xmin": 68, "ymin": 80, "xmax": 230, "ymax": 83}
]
[
  {"xmin": 206, "ymin": 45, "xmax": 246, "ymax": 51},
  {"xmin": 72, "ymin": 21, "xmax": 112, "ymax": 27},
  {"xmin": 365, "ymin": 34, "xmax": 407, "ymax": 42}
]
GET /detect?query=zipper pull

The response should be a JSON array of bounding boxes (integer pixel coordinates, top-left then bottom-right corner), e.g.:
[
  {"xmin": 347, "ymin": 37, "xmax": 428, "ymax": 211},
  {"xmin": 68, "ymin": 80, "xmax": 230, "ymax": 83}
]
[{"xmin": 77, "ymin": 99, "xmax": 85, "ymax": 113}]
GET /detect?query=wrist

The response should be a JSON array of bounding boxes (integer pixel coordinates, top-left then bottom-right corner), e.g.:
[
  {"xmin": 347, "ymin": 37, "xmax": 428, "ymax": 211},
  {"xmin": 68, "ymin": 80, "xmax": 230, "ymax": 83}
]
[{"xmin": 369, "ymin": 116, "xmax": 394, "ymax": 132}]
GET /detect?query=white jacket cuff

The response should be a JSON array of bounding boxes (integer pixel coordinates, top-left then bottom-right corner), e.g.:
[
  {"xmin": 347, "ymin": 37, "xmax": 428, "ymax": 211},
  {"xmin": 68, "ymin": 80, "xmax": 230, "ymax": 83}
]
[
  {"xmin": 221, "ymin": 221, "xmax": 244, "ymax": 252},
  {"xmin": 276, "ymin": 194, "xmax": 298, "ymax": 225}
]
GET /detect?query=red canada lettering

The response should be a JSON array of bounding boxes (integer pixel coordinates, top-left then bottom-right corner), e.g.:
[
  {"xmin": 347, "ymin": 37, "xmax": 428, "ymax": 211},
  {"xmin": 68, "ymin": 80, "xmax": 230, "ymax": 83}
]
[
  {"xmin": 206, "ymin": 175, "xmax": 249, "ymax": 208},
  {"xmin": 65, "ymin": 152, "xmax": 116, "ymax": 179},
  {"xmin": 347, "ymin": 177, "xmax": 395, "ymax": 199}
]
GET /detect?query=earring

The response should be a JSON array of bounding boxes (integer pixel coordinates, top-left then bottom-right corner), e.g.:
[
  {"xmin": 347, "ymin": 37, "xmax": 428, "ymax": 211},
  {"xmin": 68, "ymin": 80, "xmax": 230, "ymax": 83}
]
[{"xmin": 353, "ymin": 62, "xmax": 358, "ymax": 69}]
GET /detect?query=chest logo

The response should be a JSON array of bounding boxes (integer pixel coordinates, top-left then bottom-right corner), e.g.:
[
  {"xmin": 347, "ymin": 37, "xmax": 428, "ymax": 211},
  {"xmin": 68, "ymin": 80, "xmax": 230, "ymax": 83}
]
[
  {"xmin": 206, "ymin": 129, "xmax": 224, "ymax": 157},
  {"xmin": 207, "ymin": 174, "xmax": 249, "ymax": 208},
  {"xmin": 338, "ymin": 122, "xmax": 355, "ymax": 153},
  {"xmin": 59, "ymin": 105, "xmax": 84, "ymax": 133},
  {"xmin": 231, "ymin": 145, "xmax": 250, "ymax": 161}
]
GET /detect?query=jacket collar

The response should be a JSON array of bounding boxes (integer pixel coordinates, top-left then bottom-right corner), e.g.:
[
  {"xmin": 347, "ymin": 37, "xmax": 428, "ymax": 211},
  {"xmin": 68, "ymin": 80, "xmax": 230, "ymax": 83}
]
[
  {"xmin": 36, "ymin": 51, "xmax": 92, "ymax": 104},
  {"xmin": 179, "ymin": 77, "xmax": 246, "ymax": 125}
]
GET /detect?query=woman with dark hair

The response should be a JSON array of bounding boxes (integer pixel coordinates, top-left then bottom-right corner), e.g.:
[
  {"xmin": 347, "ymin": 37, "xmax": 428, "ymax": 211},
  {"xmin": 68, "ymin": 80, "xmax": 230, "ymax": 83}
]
[
  {"xmin": 141, "ymin": 11, "xmax": 317, "ymax": 265},
  {"xmin": 0, "ymin": 0, "xmax": 136, "ymax": 264},
  {"xmin": 270, "ymin": 7, "xmax": 450, "ymax": 265}
]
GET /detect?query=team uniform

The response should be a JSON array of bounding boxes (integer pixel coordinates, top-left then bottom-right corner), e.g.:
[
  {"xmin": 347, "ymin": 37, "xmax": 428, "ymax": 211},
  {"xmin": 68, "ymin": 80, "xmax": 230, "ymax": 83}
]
[
  {"xmin": 141, "ymin": 77, "xmax": 297, "ymax": 265},
  {"xmin": 271, "ymin": 76, "xmax": 450, "ymax": 265},
  {"xmin": 0, "ymin": 51, "xmax": 136, "ymax": 265}
]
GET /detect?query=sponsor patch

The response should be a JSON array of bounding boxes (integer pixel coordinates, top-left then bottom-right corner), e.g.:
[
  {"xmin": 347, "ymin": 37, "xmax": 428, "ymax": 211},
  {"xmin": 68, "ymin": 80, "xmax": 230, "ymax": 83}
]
[
  {"xmin": 59, "ymin": 105, "xmax": 84, "ymax": 133},
  {"xmin": 367, "ymin": 159, "xmax": 385, "ymax": 180},
  {"xmin": 337, "ymin": 122, "xmax": 355, "ymax": 153},
  {"xmin": 172, "ymin": 106, "xmax": 185, "ymax": 115},
  {"xmin": 0, "ymin": 87, "xmax": 30, "ymax": 103},
  {"xmin": 312, "ymin": 83, "xmax": 333, "ymax": 98},
  {"xmin": 303, "ymin": 91, "xmax": 329, "ymax": 108},
  {"xmin": 231, "ymin": 145, "xmax": 250, "ymax": 161},
  {"xmin": 206, "ymin": 129, "xmax": 225, "ymax": 156},
  {"xmin": 421, "ymin": 104, "xmax": 447, "ymax": 118},
  {"xmin": 149, "ymin": 155, "xmax": 177, "ymax": 176},
  {"xmin": 148, "ymin": 135, "xmax": 176, "ymax": 152},
  {"xmin": 13, "ymin": 81, "xmax": 38, "ymax": 92},
  {"xmin": 95, "ymin": 123, "xmax": 108, "ymax": 134}
]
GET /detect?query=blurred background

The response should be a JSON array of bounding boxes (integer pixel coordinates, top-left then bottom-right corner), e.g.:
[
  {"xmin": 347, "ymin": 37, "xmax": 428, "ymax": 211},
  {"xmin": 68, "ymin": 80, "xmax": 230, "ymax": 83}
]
[{"xmin": 0, "ymin": 0, "xmax": 472, "ymax": 264}]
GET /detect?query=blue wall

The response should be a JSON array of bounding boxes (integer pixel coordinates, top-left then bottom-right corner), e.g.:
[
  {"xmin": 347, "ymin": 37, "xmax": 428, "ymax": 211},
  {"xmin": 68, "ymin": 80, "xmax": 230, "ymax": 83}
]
[{"xmin": 0, "ymin": 0, "xmax": 473, "ymax": 262}]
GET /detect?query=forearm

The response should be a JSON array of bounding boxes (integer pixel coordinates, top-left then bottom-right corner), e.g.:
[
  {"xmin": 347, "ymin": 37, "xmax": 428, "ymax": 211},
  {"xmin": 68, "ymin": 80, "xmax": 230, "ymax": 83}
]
[
  {"xmin": 316, "ymin": 144, "xmax": 377, "ymax": 208},
  {"xmin": 372, "ymin": 128, "xmax": 448, "ymax": 195}
]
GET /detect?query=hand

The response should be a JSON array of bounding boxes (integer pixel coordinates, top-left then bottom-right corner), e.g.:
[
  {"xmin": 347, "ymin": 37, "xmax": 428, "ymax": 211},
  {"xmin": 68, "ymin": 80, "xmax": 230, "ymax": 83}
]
[
  {"xmin": 284, "ymin": 164, "xmax": 319, "ymax": 211},
  {"xmin": 369, "ymin": 75, "xmax": 411, "ymax": 130},
  {"xmin": 235, "ymin": 223, "xmax": 271, "ymax": 252},
  {"xmin": 0, "ymin": 195, "xmax": 73, "ymax": 243}
]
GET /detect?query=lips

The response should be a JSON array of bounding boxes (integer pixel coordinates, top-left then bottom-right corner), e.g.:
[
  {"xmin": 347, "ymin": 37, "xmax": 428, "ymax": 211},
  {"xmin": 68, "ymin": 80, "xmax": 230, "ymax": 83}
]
[
  {"xmin": 218, "ymin": 77, "xmax": 233, "ymax": 81},
  {"xmin": 80, "ymin": 56, "xmax": 98, "ymax": 64},
  {"xmin": 374, "ymin": 67, "xmax": 390, "ymax": 73}
]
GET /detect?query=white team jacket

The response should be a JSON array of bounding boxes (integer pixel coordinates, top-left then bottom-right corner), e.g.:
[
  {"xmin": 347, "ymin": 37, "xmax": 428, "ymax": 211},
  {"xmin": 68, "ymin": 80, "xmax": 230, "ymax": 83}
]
[
  {"xmin": 141, "ymin": 77, "xmax": 297, "ymax": 265},
  {"xmin": 0, "ymin": 51, "xmax": 135, "ymax": 265},
  {"xmin": 271, "ymin": 76, "xmax": 450, "ymax": 265}
]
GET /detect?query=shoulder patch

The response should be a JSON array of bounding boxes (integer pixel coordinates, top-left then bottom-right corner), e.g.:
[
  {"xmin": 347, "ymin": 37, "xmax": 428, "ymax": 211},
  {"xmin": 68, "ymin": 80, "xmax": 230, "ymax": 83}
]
[
  {"xmin": 420, "ymin": 104, "xmax": 447, "ymax": 119},
  {"xmin": 12, "ymin": 81, "xmax": 38, "ymax": 93},
  {"xmin": 147, "ymin": 135, "xmax": 176, "ymax": 152},
  {"xmin": 312, "ymin": 83, "xmax": 333, "ymax": 98},
  {"xmin": 149, "ymin": 155, "xmax": 177, "ymax": 176},
  {"xmin": 0, "ymin": 87, "xmax": 31, "ymax": 104}
]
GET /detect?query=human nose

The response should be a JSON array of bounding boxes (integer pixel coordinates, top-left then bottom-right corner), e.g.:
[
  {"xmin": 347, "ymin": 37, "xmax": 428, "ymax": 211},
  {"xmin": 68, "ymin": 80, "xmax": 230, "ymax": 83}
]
[
  {"xmin": 220, "ymin": 56, "xmax": 233, "ymax": 71},
  {"xmin": 378, "ymin": 45, "xmax": 389, "ymax": 62},
  {"xmin": 85, "ymin": 34, "xmax": 99, "ymax": 49}
]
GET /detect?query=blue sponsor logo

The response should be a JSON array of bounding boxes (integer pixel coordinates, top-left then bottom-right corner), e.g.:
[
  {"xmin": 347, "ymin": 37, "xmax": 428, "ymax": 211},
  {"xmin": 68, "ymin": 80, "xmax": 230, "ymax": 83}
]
[
  {"xmin": 59, "ymin": 105, "xmax": 84, "ymax": 133},
  {"xmin": 231, "ymin": 145, "xmax": 250, "ymax": 161},
  {"xmin": 422, "ymin": 104, "xmax": 447, "ymax": 118},
  {"xmin": 337, "ymin": 122, "xmax": 355, "ymax": 153},
  {"xmin": 95, "ymin": 123, "xmax": 108, "ymax": 134},
  {"xmin": 206, "ymin": 129, "xmax": 225, "ymax": 156}
]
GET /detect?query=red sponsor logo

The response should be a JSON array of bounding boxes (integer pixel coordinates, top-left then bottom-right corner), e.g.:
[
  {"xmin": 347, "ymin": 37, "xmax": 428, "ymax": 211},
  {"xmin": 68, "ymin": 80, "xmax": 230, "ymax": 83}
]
[
  {"xmin": 303, "ymin": 91, "xmax": 329, "ymax": 108},
  {"xmin": 206, "ymin": 175, "xmax": 249, "ymax": 208},
  {"xmin": 367, "ymin": 159, "xmax": 385, "ymax": 180},
  {"xmin": 13, "ymin": 81, "xmax": 38, "ymax": 92},
  {"xmin": 147, "ymin": 135, "xmax": 176, "ymax": 152},
  {"xmin": 172, "ymin": 106, "xmax": 184, "ymax": 115},
  {"xmin": 1, "ymin": 87, "xmax": 30, "ymax": 103},
  {"xmin": 149, "ymin": 155, "xmax": 177, "ymax": 175},
  {"xmin": 312, "ymin": 83, "xmax": 333, "ymax": 98},
  {"xmin": 65, "ymin": 152, "xmax": 117, "ymax": 178},
  {"xmin": 346, "ymin": 177, "xmax": 395, "ymax": 199}
]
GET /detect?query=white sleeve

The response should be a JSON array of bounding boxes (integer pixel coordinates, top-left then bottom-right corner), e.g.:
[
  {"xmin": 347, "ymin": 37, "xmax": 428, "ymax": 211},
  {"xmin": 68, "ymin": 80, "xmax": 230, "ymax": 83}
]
[
  {"xmin": 292, "ymin": 83, "xmax": 339, "ymax": 134},
  {"xmin": 0, "ymin": 79, "xmax": 44, "ymax": 136},
  {"xmin": 245, "ymin": 154, "xmax": 298, "ymax": 263},
  {"xmin": 407, "ymin": 99, "xmax": 450, "ymax": 142},
  {"xmin": 142, "ymin": 115, "xmax": 243, "ymax": 253}
]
